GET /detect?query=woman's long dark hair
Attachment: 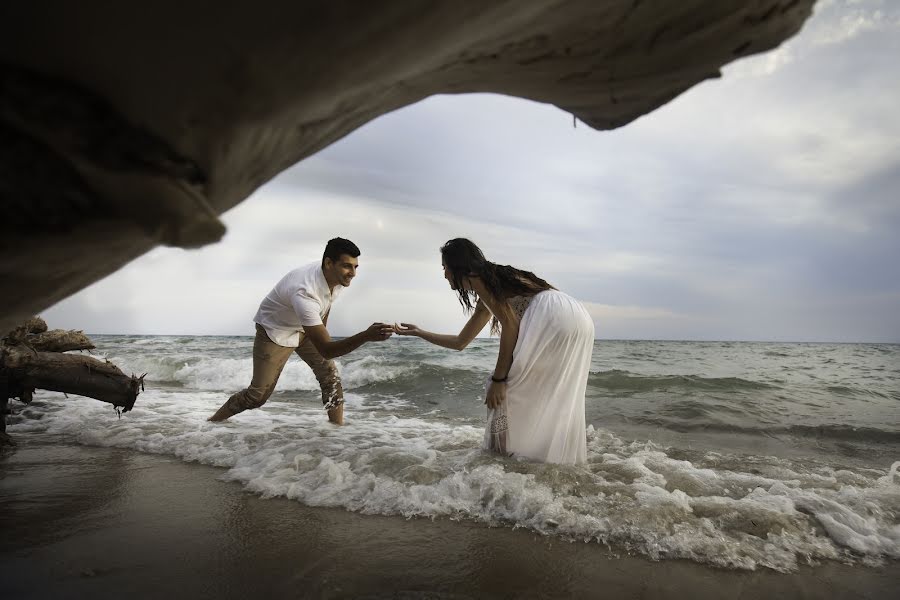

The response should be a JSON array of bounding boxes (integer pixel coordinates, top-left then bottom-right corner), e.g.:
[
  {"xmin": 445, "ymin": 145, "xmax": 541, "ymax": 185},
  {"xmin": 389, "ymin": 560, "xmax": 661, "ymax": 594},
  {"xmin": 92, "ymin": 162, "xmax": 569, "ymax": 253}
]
[{"xmin": 440, "ymin": 238, "xmax": 554, "ymax": 335}]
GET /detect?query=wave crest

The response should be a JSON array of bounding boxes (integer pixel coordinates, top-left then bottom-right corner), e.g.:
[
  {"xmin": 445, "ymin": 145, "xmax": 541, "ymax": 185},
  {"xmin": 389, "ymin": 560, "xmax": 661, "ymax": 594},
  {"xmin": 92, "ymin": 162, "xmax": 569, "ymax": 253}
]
[{"xmin": 589, "ymin": 369, "xmax": 776, "ymax": 392}]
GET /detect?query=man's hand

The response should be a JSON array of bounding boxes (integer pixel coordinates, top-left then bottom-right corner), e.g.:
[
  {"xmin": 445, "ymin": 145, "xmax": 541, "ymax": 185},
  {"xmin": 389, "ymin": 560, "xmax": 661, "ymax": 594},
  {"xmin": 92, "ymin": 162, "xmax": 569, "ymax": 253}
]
[
  {"xmin": 485, "ymin": 380, "xmax": 507, "ymax": 410},
  {"xmin": 364, "ymin": 322, "xmax": 394, "ymax": 342},
  {"xmin": 393, "ymin": 322, "xmax": 422, "ymax": 337}
]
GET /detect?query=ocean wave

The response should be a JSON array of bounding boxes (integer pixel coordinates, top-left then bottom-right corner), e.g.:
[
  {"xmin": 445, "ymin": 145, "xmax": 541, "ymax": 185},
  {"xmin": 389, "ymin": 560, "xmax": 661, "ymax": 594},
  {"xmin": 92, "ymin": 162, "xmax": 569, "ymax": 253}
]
[
  {"xmin": 9, "ymin": 391, "xmax": 900, "ymax": 572},
  {"xmin": 825, "ymin": 385, "xmax": 897, "ymax": 401},
  {"xmin": 630, "ymin": 419, "xmax": 900, "ymax": 444},
  {"xmin": 101, "ymin": 350, "xmax": 490, "ymax": 398},
  {"xmin": 351, "ymin": 362, "xmax": 486, "ymax": 396},
  {"xmin": 589, "ymin": 370, "xmax": 776, "ymax": 392},
  {"xmin": 102, "ymin": 353, "xmax": 415, "ymax": 392}
]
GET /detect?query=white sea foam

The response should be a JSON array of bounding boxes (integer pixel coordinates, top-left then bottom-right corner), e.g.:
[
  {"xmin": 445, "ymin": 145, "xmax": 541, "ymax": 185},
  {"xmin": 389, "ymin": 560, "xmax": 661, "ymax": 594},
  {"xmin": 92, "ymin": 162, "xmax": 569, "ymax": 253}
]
[
  {"xmin": 100, "ymin": 352, "xmax": 413, "ymax": 392},
  {"xmin": 9, "ymin": 389, "xmax": 899, "ymax": 572}
]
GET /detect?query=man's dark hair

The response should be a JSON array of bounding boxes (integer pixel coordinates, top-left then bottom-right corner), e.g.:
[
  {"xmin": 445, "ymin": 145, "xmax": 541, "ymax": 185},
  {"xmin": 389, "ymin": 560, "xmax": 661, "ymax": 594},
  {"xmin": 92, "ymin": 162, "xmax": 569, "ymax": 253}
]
[{"xmin": 322, "ymin": 237, "xmax": 361, "ymax": 265}]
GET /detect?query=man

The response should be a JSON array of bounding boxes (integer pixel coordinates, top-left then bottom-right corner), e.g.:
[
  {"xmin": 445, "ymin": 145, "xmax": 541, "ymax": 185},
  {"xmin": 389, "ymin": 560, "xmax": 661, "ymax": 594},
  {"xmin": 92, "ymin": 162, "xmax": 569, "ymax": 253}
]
[{"xmin": 208, "ymin": 237, "xmax": 393, "ymax": 425}]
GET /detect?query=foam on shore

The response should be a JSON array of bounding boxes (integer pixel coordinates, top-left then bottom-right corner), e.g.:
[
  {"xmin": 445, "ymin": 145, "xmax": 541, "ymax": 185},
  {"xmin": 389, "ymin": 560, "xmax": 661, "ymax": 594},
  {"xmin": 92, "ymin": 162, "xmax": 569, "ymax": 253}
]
[{"xmin": 9, "ymin": 389, "xmax": 899, "ymax": 572}]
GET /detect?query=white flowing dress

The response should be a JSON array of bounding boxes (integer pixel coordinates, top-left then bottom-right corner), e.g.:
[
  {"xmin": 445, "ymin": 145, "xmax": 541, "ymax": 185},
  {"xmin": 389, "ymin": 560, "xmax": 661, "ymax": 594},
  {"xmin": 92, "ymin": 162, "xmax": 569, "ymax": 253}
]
[{"xmin": 483, "ymin": 289, "xmax": 594, "ymax": 464}]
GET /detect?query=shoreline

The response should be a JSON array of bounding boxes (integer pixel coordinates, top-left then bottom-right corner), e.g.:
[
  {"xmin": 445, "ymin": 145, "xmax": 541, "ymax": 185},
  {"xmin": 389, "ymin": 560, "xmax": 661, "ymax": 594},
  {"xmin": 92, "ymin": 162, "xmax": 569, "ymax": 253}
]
[{"xmin": 2, "ymin": 438, "xmax": 898, "ymax": 599}]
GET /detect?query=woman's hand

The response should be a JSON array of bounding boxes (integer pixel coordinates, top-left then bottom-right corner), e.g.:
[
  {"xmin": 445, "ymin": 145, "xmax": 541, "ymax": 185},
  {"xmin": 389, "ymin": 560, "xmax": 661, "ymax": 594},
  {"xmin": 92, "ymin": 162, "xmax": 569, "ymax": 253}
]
[
  {"xmin": 393, "ymin": 322, "xmax": 422, "ymax": 336},
  {"xmin": 485, "ymin": 380, "xmax": 507, "ymax": 410}
]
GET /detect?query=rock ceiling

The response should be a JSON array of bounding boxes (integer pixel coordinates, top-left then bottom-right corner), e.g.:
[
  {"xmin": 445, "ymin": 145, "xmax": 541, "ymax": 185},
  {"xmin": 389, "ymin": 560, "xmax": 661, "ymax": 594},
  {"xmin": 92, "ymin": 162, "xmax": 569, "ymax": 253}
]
[{"xmin": 0, "ymin": 1, "xmax": 815, "ymax": 332}]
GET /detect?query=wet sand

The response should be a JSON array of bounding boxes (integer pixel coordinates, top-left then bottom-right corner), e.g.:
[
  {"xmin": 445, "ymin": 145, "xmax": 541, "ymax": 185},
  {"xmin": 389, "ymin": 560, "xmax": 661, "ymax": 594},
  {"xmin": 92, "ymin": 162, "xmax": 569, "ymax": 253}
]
[{"xmin": 1, "ymin": 437, "xmax": 897, "ymax": 599}]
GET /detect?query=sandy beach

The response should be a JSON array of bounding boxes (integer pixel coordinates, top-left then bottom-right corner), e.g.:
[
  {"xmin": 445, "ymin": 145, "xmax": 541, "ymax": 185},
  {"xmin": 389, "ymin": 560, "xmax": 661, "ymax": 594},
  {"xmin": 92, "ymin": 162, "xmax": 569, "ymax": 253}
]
[{"xmin": 2, "ymin": 437, "xmax": 897, "ymax": 600}]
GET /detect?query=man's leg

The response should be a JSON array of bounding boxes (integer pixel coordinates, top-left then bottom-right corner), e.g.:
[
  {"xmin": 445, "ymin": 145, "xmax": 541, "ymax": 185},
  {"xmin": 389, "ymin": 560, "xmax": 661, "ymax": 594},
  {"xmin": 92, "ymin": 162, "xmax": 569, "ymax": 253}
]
[
  {"xmin": 295, "ymin": 336, "xmax": 345, "ymax": 425},
  {"xmin": 208, "ymin": 324, "xmax": 294, "ymax": 422}
]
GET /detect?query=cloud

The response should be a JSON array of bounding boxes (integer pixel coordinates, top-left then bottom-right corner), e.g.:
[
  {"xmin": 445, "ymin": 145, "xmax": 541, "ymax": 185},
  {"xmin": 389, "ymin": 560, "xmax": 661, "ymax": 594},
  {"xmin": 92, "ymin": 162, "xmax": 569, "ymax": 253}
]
[{"xmin": 808, "ymin": 0, "xmax": 900, "ymax": 46}]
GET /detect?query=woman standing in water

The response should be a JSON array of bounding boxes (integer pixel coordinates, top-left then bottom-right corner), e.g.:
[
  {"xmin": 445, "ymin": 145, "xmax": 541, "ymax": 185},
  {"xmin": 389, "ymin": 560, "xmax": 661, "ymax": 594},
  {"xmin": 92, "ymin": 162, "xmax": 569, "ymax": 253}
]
[{"xmin": 394, "ymin": 238, "xmax": 594, "ymax": 464}]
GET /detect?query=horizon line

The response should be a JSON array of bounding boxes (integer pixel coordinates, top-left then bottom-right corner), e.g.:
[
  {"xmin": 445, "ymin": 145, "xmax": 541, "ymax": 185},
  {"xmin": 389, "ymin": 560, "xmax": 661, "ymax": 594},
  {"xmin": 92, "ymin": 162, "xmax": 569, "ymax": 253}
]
[{"xmin": 79, "ymin": 333, "xmax": 900, "ymax": 345}]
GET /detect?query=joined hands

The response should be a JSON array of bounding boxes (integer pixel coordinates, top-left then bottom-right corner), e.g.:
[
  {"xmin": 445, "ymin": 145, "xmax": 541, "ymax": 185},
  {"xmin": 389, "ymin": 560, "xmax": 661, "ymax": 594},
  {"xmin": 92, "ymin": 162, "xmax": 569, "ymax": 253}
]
[{"xmin": 392, "ymin": 323, "xmax": 422, "ymax": 336}]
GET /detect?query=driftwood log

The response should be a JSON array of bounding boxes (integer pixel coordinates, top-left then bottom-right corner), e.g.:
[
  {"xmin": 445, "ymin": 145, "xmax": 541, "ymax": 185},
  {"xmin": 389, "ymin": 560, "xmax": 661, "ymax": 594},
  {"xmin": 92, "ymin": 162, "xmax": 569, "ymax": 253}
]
[{"xmin": 1, "ymin": 317, "xmax": 143, "ymax": 446}]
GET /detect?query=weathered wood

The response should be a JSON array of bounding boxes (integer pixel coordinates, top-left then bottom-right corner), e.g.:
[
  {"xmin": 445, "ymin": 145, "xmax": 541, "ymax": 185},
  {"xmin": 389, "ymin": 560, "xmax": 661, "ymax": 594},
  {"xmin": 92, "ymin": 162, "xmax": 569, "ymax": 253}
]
[
  {"xmin": 1, "ymin": 320, "xmax": 143, "ymax": 445},
  {"xmin": 3, "ymin": 316, "xmax": 48, "ymax": 342},
  {"xmin": 2, "ymin": 346, "xmax": 142, "ymax": 412},
  {"xmin": 22, "ymin": 316, "xmax": 47, "ymax": 334},
  {"xmin": 4, "ymin": 318, "xmax": 94, "ymax": 352},
  {"xmin": 25, "ymin": 329, "xmax": 95, "ymax": 353}
]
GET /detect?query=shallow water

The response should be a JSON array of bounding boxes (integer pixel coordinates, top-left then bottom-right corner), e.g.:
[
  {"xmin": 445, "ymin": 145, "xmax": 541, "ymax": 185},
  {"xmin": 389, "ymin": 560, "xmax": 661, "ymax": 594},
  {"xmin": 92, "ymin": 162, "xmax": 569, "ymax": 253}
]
[{"xmin": 7, "ymin": 336, "xmax": 900, "ymax": 571}]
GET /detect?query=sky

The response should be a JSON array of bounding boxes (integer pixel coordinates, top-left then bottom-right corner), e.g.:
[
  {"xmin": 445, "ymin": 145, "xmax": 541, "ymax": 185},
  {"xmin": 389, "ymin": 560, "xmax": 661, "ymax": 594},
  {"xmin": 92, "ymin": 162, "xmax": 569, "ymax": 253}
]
[{"xmin": 46, "ymin": 0, "xmax": 900, "ymax": 342}]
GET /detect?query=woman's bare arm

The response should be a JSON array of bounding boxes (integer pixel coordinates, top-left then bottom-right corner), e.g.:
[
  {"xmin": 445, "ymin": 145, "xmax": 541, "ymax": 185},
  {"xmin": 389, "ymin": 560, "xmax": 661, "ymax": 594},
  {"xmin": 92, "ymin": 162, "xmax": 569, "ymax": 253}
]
[
  {"xmin": 491, "ymin": 312, "xmax": 519, "ymax": 380},
  {"xmin": 395, "ymin": 301, "xmax": 491, "ymax": 350},
  {"xmin": 484, "ymin": 304, "xmax": 520, "ymax": 409}
]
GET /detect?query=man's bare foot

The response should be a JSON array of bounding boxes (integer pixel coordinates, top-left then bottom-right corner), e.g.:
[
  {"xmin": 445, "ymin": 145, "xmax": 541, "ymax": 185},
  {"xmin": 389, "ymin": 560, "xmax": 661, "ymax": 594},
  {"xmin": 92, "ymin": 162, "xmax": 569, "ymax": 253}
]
[
  {"xmin": 208, "ymin": 402, "xmax": 236, "ymax": 422},
  {"xmin": 327, "ymin": 403, "xmax": 344, "ymax": 425}
]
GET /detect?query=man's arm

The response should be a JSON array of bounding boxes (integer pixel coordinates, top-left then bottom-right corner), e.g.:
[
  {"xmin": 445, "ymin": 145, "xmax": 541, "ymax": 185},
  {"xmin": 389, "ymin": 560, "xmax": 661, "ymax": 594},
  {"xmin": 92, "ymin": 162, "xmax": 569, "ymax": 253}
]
[{"xmin": 303, "ymin": 322, "xmax": 393, "ymax": 359}]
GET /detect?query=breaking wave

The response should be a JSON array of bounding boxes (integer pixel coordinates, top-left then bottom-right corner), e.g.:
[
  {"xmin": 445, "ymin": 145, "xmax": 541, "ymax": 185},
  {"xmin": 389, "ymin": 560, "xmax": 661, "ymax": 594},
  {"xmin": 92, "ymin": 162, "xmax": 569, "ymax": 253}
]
[{"xmin": 9, "ymin": 392, "xmax": 900, "ymax": 572}]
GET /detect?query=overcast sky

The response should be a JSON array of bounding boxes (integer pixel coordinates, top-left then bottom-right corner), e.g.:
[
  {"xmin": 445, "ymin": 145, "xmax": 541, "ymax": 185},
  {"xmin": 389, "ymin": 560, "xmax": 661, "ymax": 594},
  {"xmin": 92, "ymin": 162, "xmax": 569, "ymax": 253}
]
[{"xmin": 46, "ymin": 0, "xmax": 900, "ymax": 342}]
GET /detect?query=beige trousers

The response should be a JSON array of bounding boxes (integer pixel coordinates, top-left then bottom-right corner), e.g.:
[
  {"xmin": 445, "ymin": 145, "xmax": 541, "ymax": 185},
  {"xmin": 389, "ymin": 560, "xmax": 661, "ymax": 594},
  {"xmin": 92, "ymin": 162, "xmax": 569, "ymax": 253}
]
[{"xmin": 224, "ymin": 323, "xmax": 343, "ymax": 415}]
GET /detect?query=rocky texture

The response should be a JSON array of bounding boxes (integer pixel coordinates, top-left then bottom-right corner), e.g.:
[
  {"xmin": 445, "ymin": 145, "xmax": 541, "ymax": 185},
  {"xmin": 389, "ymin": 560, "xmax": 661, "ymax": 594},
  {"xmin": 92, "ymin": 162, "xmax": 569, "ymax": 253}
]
[{"xmin": 0, "ymin": 0, "xmax": 815, "ymax": 332}]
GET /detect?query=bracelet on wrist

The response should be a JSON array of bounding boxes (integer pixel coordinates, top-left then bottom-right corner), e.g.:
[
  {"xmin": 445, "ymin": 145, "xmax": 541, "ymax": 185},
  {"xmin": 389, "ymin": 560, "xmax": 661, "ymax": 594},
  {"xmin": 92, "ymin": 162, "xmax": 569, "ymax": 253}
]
[{"xmin": 491, "ymin": 375, "xmax": 508, "ymax": 383}]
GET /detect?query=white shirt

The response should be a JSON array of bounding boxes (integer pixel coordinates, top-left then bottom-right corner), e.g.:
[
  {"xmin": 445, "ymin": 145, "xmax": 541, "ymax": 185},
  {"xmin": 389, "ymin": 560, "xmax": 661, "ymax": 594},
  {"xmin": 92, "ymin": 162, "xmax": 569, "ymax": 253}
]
[{"xmin": 253, "ymin": 262, "xmax": 343, "ymax": 347}]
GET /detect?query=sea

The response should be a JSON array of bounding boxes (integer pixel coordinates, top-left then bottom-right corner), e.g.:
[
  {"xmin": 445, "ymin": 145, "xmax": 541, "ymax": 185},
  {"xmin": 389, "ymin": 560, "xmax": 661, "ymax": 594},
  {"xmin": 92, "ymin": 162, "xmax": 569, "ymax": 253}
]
[{"xmin": 6, "ymin": 336, "xmax": 900, "ymax": 572}]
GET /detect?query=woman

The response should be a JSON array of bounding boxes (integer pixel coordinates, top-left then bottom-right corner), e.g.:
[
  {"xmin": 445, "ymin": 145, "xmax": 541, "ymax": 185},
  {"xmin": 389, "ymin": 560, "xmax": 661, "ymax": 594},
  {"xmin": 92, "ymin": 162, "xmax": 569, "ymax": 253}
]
[{"xmin": 394, "ymin": 238, "xmax": 594, "ymax": 464}]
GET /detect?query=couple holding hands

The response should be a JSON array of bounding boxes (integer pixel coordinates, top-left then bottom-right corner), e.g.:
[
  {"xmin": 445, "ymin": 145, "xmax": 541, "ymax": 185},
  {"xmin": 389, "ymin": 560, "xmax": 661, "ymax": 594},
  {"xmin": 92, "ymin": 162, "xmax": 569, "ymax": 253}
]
[{"xmin": 208, "ymin": 237, "xmax": 594, "ymax": 464}]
